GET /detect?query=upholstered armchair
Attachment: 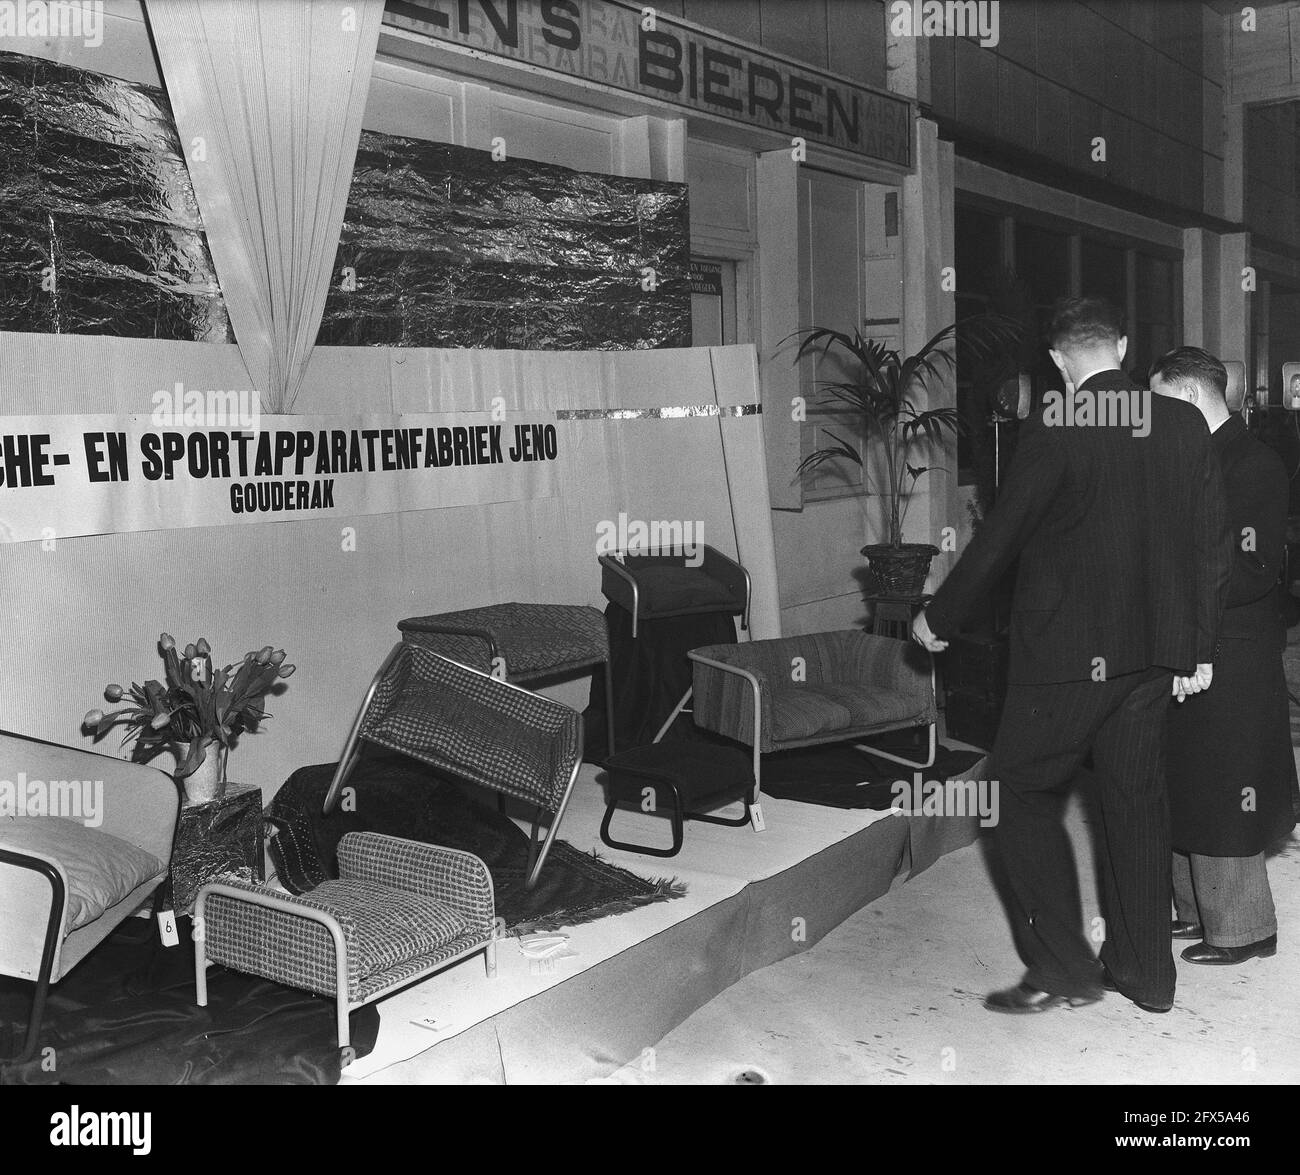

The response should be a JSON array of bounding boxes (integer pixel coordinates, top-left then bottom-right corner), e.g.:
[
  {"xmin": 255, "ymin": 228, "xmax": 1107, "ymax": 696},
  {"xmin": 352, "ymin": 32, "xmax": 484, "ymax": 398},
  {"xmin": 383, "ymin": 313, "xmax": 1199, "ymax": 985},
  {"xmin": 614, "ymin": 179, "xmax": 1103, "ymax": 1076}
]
[
  {"xmin": 680, "ymin": 630, "xmax": 936, "ymax": 797},
  {"xmin": 599, "ymin": 545, "xmax": 750, "ymax": 639},
  {"xmin": 195, "ymin": 831, "xmax": 496, "ymax": 1052},
  {"xmin": 0, "ymin": 730, "xmax": 178, "ymax": 1064}
]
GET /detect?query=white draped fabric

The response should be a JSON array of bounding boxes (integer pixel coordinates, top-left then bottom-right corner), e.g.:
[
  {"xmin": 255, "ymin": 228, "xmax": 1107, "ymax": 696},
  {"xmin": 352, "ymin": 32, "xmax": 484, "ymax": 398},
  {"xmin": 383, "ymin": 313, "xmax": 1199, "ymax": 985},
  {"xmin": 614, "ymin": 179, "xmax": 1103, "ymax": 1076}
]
[{"xmin": 145, "ymin": 0, "xmax": 384, "ymax": 411}]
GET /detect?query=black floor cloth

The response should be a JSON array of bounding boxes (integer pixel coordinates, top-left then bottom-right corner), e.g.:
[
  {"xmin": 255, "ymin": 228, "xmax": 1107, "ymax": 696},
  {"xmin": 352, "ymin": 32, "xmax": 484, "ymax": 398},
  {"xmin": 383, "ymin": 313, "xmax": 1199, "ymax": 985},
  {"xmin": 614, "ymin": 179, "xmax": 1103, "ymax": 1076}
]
[
  {"xmin": 585, "ymin": 606, "xmax": 736, "ymax": 757},
  {"xmin": 759, "ymin": 738, "xmax": 986, "ymax": 809},
  {"xmin": 267, "ymin": 746, "xmax": 684, "ymax": 932},
  {"xmin": 0, "ymin": 729, "xmax": 974, "ymax": 1083},
  {"xmin": 641, "ymin": 712, "xmax": 985, "ymax": 812},
  {"xmin": 0, "ymin": 915, "xmax": 377, "ymax": 1085}
]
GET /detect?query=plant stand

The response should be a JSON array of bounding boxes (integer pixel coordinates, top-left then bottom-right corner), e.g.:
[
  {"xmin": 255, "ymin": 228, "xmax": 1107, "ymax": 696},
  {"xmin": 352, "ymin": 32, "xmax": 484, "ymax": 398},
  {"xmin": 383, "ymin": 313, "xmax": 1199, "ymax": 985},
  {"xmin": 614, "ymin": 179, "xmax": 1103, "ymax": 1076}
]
[
  {"xmin": 863, "ymin": 593, "xmax": 931, "ymax": 641},
  {"xmin": 163, "ymin": 783, "xmax": 264, "ymax": 918}
]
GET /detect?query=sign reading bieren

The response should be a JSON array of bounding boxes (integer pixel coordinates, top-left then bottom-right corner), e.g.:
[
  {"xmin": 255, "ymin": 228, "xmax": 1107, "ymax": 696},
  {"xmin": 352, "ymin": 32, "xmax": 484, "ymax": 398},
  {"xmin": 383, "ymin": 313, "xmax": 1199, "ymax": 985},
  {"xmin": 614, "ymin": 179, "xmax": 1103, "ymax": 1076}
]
[
  {"xmin": 382, "ymin": 0, "xmax": 912, "ymax": 167},
  {"xmin": 0, "ymin": 413, "xmax": 559, "ymax": 543}
]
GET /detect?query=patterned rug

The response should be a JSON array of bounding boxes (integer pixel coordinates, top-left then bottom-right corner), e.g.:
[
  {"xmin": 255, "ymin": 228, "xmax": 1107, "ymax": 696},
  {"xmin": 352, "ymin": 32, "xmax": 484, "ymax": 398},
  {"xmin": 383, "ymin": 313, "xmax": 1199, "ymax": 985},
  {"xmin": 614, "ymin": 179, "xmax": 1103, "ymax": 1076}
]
[{"xmin": 266, "ymin": 747, "xmax": 685, "ymax": 934}]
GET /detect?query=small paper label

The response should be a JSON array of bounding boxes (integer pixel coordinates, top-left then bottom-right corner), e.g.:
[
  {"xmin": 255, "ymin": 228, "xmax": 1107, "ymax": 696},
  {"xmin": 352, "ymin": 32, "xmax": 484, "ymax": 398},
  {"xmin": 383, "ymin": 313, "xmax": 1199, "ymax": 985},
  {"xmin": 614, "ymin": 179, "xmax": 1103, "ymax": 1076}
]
[
  {"xmin": 410, "ymin": 1016, "xmax": 450, "ymax": 1033},
  {"xmin": 749, "ymin": 803, "xmax": 766, "ymax": 832},
  {"xmin": 157, "ymin": 909, "xmax": 179, "ymax": 947}
]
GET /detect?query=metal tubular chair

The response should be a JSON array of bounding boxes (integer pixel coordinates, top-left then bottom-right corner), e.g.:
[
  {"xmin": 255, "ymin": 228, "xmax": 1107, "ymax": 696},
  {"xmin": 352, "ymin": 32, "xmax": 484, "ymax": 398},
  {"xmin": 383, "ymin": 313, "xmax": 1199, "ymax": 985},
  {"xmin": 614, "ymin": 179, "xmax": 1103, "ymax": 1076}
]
[
  {"xmin": 599, "ymin": 545, "xmax": 751, "ymax": 639},
  {"xmin": 0, "ymin": 731, "xmax": 177, "ymax": 1065},
  {"xmin": 661, "ymin": 630, "xmax": 937, "ymax": 803},
  {"xmin": 323, "ymin": 644, "xmax": 583, "ymax": 889},
  {"xmin": 195, "ymin": 831, "xmax": 497, "ymax": 1051},
  {"xmin": 397, "ymin": 603, "xmax": 615, "ymax": 756}
]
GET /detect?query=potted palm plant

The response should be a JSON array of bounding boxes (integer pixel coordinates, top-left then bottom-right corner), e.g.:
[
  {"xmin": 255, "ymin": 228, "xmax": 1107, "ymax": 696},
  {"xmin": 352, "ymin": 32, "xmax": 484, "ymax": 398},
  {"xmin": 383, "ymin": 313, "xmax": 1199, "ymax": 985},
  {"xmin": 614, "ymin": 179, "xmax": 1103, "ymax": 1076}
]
[
  {"xmin": 83, "ymin": 634, "xmax": 295, "ymax": 805},
  {"xmin": 794, "ymin": 316, "xmax": 1019, "ymax": 597}
]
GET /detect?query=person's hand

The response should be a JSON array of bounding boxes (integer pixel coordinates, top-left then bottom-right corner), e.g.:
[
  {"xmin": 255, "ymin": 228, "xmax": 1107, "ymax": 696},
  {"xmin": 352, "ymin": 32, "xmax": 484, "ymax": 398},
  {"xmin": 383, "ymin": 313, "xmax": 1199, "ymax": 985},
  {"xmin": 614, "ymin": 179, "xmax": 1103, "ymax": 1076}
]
[
  {"xmin": 912, "ymin": 609, "xmax": 948, "ymax": 653},
  {"xmin": 1172, "ymin": 663, "xmax": 1213, "ymax": 703}
]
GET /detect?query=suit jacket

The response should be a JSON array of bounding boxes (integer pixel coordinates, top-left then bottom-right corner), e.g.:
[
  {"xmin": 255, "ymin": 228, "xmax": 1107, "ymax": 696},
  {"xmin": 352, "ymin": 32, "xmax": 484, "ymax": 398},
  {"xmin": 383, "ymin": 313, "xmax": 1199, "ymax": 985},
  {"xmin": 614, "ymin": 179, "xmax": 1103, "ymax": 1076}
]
[
  {"xmin": 1212, "ymin": 414, "xmax": 1289, "ymax": 636},
  {"xmin": 1167, "ymin": 412, "xmax": 1297, "ymax": 854},
  {"xmin": 927, "ymin": 369, "xmax": 1232, "ymax": 685}
]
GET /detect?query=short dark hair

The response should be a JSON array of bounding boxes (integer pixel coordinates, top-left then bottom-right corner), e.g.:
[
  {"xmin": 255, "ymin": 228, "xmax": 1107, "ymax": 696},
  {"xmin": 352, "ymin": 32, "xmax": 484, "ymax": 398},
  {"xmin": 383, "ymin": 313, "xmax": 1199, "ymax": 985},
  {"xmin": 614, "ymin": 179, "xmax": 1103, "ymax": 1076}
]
[
  {"xmin": 1150, "ymin": 346, "xmax": 1228, "ymax": 402},
  {"xmin": 1046, "ymin": 297, "xmax": 1126, "ymax": 351}
]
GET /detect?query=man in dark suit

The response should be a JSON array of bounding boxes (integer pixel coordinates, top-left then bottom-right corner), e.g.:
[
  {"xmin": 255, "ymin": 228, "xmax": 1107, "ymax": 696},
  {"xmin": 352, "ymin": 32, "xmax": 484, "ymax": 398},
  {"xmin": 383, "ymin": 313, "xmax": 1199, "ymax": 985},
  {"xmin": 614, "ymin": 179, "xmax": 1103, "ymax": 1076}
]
[
  {"xmin": 912, "ymin": 297, "xmax": 1232, "ymax": 1014},
  {"xmin": 1152, "ymin": 346, "xmax": 1297, "ymax": 965}
]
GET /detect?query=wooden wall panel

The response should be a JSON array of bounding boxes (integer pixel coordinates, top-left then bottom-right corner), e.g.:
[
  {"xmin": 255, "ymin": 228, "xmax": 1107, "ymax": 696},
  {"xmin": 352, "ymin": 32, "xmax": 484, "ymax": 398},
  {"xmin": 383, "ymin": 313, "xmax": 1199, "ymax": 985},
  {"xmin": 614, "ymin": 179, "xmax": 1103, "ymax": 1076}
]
[
  {"xmin": 683, "ymin": 0, "xmax": 762, "ymax": 44},
  {"xmin": 826, "ymin": 0, "xmax": 886, "ymax": 90},
  {"xmin": 929, "ymin": 1, "xmax": 1223, "ymax": 221},
  {"xmin": 758, "ymin": 0, "xmax": 828, "ymax": 70},
  {"xmin": 1035, "ymin": 77, "xmax": 1072, "ymax": 166},
  {"xmin": 955, "ymin": 36, "xmax": 999, "ymax": 128},
  {"xmin": 996, "ymin": 0, "xmax": 1038, "ymax": 64},
  {"xmin": 997, "ymin": 58, "xmax": 1038, "ymax": 152}
]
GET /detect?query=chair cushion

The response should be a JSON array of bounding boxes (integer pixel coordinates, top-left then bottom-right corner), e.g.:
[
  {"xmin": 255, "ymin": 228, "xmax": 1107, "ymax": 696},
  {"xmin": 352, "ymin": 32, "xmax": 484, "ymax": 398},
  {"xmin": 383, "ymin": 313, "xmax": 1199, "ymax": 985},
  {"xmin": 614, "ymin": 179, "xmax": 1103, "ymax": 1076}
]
[
  {"xmin": 0, "ymin": 816, "xmax": 164, "ymax": 931},
  {"xmin": 810, "ymin": 683, "xmax": 926, "ymax": 729},
  {"xmin": 626, "ymin": 566, "xmax": 737, "ymax": 614},
  {"xmin": 604, "ymin": 741, "xmax": 752, "ymax": 806},
  {"xmin": 399, "ymin": 603, "xmax": 607, "ymax": 677},
  {"xmin": 295, "ymin": 878, "xmax": 469, "ymax": 982},
  {"xmin": 767, "ymin": 687, "xmax": 855, "ymax": 742}
]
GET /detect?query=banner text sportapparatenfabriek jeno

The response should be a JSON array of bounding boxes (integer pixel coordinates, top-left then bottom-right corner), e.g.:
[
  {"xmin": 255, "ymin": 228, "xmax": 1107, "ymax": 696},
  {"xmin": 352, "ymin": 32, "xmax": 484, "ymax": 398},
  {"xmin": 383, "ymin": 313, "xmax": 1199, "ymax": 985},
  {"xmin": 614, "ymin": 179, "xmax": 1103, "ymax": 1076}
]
[{"xmin": 0, "ymin": 414, "xmax": 559, "ymax": 543}]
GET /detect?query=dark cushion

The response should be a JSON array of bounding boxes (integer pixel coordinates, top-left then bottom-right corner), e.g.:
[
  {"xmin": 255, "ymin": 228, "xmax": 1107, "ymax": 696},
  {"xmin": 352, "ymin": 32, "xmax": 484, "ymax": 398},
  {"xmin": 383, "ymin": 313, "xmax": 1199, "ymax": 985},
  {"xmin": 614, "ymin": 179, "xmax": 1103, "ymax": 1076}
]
[
  {"xmin": 625, "ymin": 566, "xmax": 738, "ymax": 614},
  {"xmin": 603, "ymin": 742, "xmax": 752, "ymax": 806}
]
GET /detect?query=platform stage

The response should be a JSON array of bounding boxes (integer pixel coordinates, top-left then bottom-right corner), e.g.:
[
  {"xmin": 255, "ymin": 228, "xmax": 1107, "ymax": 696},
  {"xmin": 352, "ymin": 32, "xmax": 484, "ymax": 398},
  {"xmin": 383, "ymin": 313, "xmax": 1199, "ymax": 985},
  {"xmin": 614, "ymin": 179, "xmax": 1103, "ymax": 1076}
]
[{"xmin": 342, "ymin": 752, "xmax": 988, "ymax": 1085}]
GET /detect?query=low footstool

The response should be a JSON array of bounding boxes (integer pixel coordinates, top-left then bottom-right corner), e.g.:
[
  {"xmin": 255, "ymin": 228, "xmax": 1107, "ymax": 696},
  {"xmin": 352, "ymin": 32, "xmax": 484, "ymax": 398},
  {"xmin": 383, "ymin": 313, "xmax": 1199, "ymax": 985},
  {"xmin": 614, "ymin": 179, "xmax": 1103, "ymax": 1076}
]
[
  {"xmin": 399, "ymin": 603, "xmax": 615, "ymax": 755},
  {"xmin": 600, "ymin": 742, "xmax": 756, "ymax": 858},
  {"xmin": 194, "ymin": 831, "xmax": 497, "ymax": 1051}
]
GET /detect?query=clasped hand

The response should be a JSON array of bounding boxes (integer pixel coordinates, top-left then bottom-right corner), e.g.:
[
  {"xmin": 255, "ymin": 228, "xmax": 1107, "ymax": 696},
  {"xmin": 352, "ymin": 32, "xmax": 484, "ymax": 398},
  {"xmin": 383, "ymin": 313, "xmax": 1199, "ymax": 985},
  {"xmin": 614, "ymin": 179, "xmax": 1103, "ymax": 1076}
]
[{"xmin": 1172, "ymin": 663, "xmax": 1213, "ymax": 703}]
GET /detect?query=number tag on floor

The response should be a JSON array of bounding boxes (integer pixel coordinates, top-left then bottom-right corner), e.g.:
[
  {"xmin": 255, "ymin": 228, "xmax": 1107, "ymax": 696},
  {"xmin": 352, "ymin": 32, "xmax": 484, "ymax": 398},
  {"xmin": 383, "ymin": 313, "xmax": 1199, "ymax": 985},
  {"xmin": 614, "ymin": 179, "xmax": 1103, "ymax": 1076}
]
[
  {"xmin": 157, "ymin": 909, "xmax": 179, "ymax": 947},
  {"xmin": 749, "ymin": 803, "xmax": 766, "ymax": 832}
]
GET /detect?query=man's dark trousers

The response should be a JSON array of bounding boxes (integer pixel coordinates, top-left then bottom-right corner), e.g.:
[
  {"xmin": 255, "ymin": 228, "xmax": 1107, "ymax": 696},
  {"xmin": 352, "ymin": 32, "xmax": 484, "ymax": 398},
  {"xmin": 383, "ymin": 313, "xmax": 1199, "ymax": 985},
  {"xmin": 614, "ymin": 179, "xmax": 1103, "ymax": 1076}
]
[{"xmin": 991, "ymin": 666, "xmax": 1173, "ymax": 1005}]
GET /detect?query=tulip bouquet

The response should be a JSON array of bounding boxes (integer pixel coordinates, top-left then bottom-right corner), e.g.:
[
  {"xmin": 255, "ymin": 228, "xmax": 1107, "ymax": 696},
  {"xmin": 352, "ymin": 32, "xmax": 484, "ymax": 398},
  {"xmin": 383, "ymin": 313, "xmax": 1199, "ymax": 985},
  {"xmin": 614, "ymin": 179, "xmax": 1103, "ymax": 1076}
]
[{"xmin": 83, "ymin": 634, "xmax": 295, "ymax": 780}]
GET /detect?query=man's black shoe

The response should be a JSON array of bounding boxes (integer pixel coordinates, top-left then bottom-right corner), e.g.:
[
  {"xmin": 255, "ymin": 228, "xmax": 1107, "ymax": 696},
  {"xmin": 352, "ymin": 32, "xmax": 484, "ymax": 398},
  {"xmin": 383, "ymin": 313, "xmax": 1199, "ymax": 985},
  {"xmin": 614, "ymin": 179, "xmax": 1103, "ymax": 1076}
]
[
  {"xmin": 1171, "ymin": 919, "xmax": 1201, "ymax": 939},
  {"xmin": 1181, "ymin": 935, "xmax": 1277, "ymax": 965},
  {"xmin": 984, "ymin": 981, "xmax": 1102, "ymax": 1014}
]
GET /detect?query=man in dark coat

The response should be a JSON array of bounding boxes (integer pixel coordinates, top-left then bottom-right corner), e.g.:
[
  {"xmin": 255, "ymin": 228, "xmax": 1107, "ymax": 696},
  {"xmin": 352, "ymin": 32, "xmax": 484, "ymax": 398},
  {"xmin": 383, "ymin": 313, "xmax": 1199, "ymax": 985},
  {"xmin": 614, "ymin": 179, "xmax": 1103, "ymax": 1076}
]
[
  {"xmin": 1151, "ymin": 346, "xmax": 1297, "ymax": 964},
  {"xmin": 913, "ymin": 297, "xmax": 1232, "ymax": 1014}
]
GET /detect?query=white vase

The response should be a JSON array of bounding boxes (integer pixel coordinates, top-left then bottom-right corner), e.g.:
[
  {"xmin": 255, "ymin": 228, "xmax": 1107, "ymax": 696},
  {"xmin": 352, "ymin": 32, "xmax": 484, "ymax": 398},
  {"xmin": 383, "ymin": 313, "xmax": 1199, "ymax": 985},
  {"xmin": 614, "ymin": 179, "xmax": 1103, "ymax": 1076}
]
[{"xmin": 178, "ymin": 741, "xmax": 227, "ymax": 806}]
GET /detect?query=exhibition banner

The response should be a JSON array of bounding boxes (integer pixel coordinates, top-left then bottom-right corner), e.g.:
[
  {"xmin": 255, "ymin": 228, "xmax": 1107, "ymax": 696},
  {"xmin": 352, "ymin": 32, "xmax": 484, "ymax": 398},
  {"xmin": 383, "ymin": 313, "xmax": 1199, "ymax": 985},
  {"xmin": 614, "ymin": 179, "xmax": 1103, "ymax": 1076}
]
[{"xmin": 0, "ymin": 412, "xmax": 559, "ymax": 544}]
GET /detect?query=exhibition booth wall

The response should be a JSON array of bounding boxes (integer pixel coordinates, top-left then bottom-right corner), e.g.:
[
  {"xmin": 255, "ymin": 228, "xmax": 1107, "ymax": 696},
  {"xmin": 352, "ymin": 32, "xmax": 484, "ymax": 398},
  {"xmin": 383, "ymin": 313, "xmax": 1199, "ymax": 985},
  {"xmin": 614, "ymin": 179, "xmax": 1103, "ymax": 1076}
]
[{"xmin": 0, "ymin": 330, "xmax": 780, "ymax": 798}]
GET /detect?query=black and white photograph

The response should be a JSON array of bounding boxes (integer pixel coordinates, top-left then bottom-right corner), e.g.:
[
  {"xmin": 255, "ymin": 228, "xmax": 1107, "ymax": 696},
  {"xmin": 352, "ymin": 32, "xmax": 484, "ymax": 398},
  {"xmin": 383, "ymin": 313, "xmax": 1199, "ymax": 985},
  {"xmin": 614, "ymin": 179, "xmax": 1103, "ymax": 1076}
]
[{"xmin": 0, "ymin": 0, "xmax": 1296, "ymax": 1135}]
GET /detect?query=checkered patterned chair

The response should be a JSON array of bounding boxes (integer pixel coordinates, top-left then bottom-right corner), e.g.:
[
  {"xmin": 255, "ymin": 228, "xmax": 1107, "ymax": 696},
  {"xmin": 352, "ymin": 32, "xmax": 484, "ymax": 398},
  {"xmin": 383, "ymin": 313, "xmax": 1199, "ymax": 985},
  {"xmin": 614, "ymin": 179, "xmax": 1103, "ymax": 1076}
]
[
  {"xmin": 323, "ymin": 643, "xmax": 584, "ymax": 888},
  {"xmin": 398, "ymin": 603, "xmax": 614, "ymax": 755},
  {"xmin": 194, "ymin": 831, "xmax": 496, "ymax": 1051}
]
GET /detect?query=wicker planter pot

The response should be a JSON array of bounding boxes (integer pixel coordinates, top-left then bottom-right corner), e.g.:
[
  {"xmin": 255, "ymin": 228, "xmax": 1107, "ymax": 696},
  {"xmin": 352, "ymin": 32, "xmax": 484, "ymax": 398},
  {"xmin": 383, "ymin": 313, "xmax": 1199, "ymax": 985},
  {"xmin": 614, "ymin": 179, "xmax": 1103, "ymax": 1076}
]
[{"xmin": 861, "ymin": 543, "xmax": 939, "ymax": 598}]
